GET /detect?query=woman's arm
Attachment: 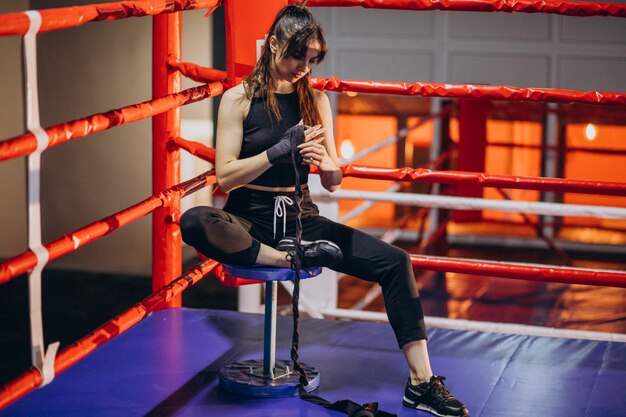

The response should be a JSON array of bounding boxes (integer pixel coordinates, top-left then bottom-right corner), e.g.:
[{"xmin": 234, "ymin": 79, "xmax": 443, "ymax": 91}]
[
  {"xmin": 315, "ymin": 91, "xmax": 342, "ymax": 192},
  {"xmin": 215, "ymin": 86, "xmax": 272, "ymax": 193}
]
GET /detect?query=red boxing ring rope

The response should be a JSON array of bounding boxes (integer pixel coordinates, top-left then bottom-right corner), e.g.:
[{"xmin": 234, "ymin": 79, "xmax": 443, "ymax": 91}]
[
  {"xmin": 333, "ymin": 165, "xmax": 626, "ymax": 196},
  {"xmin": 171, "ymin": 136, "xmax": 217, "ymax": 163},
  {"xmin": 0, "ymin": 0, "xmax": 222, "ymax": 36},
  {"xmin": 311, "ymin": 77, "xmax": 626, "ymax": 107},
  {"xmin": 0, "ymin": 81, "xmax": 225, "ymax": 162},
  {"xmin": 0, "ymin": 171, "xmax": 216, "ymax": 285},
  {"xmin": 0, "ymin": 259, "xmax": 219, "ymax": 409},
  {"xmin": 168, "ymin": 59, "xmax": 227, "ymax": 83},
  {"xmin": 295, "ymin": 0, "xmax": 626, "ymax": 17},
  {"xmin": 174, "ymin": 144, "xmax": 625, "ymax": 198},
  {"xmin": 155, "ymin": 62, "xmax": 626, "ymax": 108},
  {"xmin": 409, "ymin": 255, "xmax": 626, "ymax": 288}
]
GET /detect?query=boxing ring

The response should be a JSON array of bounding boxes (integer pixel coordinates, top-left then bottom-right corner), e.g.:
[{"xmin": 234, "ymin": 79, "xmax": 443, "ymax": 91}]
[{"xmin": 1, "ymin": 0, "xmax": 625, "ymax": 416}]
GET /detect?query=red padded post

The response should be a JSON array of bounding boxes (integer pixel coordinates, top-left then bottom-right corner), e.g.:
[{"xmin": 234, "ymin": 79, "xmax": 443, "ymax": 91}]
[
  {"xmin": 224, "ymin": 0, "xmax": 287, "ymax": 88},
  {"xmin": 454, "ymin": 99, "xmax": 489, "ymax": 222}
]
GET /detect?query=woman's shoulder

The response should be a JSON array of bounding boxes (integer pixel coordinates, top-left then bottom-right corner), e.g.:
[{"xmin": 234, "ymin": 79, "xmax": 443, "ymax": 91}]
[
  {"xmin": 221, "ymin": 83, "xmax": 252, "ymax": 114},
  {"xmin": 313, "ymin": 89, "xmax": 330, "ymax": 107},
  {"xmin": 222, "ymin": 83, "xmax": 248, "ymax": 101}
]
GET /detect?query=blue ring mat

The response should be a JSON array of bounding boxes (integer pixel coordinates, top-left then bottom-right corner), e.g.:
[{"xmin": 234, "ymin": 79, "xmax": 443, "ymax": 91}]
[{"xmin": 2, "ymin": 308, "xmax": 625, "ymax": 417}]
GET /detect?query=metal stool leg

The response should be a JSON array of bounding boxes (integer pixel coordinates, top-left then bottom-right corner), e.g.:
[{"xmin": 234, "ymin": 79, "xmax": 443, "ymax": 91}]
[
  {"xmin": 218, "ymin": 271, "xmax": 321, "ymax": 397},
  {"xmin": 263, "ymin": 281, "xmax": 277, "ymax": 378}
]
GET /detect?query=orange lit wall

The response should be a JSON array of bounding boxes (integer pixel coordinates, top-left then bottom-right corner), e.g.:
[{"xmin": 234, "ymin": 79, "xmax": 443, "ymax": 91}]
[
  {"xmin": 484, "ymin": 120, "xmax": 542, "ymax": 223},
  {"xmin": 449, "ymin": 118, "xmax": 543, "ymax": 224},
  {"xmin": 564, "ymin": 124, "xmax": 626, "ymax": 230},
  {"xmin": 335, "ymin": 114, "xmax": 397, "ymax": 228},
  {"xmin": 407, "ymin": 117, "xmax": 434, "ymax": 148}
]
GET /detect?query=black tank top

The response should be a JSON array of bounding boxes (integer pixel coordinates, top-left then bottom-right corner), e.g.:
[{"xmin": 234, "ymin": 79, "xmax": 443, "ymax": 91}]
[{"xmin": 240, "ymin": 90, "xmax": 310, "ymax": 187}]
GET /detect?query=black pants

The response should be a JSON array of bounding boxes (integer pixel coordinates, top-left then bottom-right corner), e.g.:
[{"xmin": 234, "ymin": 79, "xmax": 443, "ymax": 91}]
[{"xmin": 180, "ymin": 188, "xmax": 427, "ymax": 348}]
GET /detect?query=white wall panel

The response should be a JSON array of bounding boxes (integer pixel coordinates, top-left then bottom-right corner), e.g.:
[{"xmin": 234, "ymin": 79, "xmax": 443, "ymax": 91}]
[
  {"xmin": 451, "ymin": 53, "xmax": 550, "ymax": 87},
  {"xmin": 334, "ymin": 8, "xmax": 434, "ymax": 39},
  {"xmin": 560, "ymin": 15, "xmax": 626, "ymax": 44},
  {"xmin": 449, "ymin": 11, "xmax": 551, "ymax": 42},
  {"xmin": 0, "ymin": 0, "xmax": 31, "ymax": 258},
  {"xmin": 559, "ymin": 57, "xmax": 626, "ymax": 91},
  {"xmin": 337, "ymin": 49, "xmax": 433, "ymax": 82}
]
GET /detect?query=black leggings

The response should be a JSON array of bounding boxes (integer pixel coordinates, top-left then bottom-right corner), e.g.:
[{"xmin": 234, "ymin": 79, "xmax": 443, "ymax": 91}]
[{"xmin": 180, "ymin": 194, "xmax": 427, "ymax": 348}]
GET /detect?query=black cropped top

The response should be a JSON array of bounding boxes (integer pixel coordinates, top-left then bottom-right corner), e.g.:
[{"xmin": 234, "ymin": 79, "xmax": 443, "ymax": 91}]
[{"xmin": 240, "ymin": 90, "xmax": 309, "ymax": 187}]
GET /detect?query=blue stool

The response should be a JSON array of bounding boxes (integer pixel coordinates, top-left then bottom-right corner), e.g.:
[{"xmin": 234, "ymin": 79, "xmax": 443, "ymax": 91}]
[{"xmin": 218, "ymin": 264, "xmax": 322, "ymax": 397}]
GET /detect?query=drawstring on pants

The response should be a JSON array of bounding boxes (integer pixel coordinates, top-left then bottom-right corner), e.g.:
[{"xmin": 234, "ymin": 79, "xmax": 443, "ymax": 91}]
[{"xmin": 273, "ymin": 195, "xmax": 294, "ymax": 239}]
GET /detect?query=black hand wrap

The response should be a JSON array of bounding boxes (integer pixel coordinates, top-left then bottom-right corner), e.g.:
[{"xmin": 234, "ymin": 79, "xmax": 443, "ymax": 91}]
[
  {"xmin": 288, "ymin": 122, "xmax": 397, "ymax": 417},
  {"xmin": 266, "ymin": 124, "xmax": 305, "ymax": 165}
]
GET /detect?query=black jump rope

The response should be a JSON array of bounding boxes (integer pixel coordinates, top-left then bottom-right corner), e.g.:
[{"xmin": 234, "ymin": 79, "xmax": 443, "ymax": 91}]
[{"xmin": 286, "ymin": 126, "xmax": 396, "ymax": 417}]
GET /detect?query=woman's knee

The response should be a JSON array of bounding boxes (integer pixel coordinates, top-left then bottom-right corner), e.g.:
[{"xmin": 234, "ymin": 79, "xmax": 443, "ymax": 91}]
[
  {"xmin": 382, "ymin": 244, "xmax": 411, "ymax": 269},
  {"xmin": 380, "ymin": 245, "xmax": 413, "ymax": 281},
  {"xmin": 180, "ymin": 206, "xmax": 223, "ymax": 241}
]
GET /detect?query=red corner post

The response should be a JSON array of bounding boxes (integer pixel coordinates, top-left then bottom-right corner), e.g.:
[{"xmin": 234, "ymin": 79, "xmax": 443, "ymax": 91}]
[
  {"xmin": 454, "ymin": 99, "xmax": 489, "ymax": 222},
  {"xmin": 224, "ymin": 0, "xmax": 287, "ymax": 88},
  {"xmin": 152, "ymin": 12, "xmax": 182, "ymax": 308}
]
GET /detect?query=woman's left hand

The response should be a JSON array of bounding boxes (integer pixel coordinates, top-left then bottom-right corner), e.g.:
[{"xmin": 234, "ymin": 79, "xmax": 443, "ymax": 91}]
[{"xmin": 298, "ymin": 138, "xmax": 335, "ymax": 171}]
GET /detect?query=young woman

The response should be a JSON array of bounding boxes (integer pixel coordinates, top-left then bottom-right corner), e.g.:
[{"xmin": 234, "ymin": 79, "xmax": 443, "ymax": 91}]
[{"xmin": 180, "ymin": 5, "xmax": 468, "ymax": 417}]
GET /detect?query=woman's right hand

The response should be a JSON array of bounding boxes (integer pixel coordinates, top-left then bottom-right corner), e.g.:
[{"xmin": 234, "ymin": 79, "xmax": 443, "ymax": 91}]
[{"xmin": 304, "ymin": 124, "xmax": 326, "ymax": 143}]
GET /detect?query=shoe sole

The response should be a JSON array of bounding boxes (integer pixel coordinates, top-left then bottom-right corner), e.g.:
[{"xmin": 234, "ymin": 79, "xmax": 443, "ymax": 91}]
[
  {"xmin": 403, "ymin": 396, "xmax": 468, "ymax": 417},
  {"xmin": 278, "ymin": 239, "xmax": 340, "ymax": 251}
]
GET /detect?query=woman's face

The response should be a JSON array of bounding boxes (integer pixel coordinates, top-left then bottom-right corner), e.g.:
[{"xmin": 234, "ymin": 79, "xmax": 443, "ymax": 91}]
[{"xmin": 272, "ymin": 39, "xmax": 322, "ymax": 84}]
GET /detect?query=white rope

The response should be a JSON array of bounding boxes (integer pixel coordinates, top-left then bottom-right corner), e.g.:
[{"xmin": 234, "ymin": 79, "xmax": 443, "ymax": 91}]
[
  {"xmin": 322, "ymin": 308, "xmax": 626, "ymax": 343},
  {"xmin": 314, "ymin": 189, "xmax": 626, "ymax": 219},
  {"xmin": 338, "ymin": 183, "xmax": 401, "ymax": 223},
  {"xmin": 24, "ymin": 10, "xmax": 59, "ymax": 388}
]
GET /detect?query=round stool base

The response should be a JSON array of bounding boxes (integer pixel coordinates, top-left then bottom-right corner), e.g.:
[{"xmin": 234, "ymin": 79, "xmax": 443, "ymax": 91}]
[{"xmin": 219, "ymin": 359, "xmax": 320, "ymax": 397}]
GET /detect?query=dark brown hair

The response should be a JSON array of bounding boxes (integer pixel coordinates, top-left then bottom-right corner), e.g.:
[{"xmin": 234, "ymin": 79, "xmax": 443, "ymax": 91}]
[{"xmin": 243, "ymin": 5, "xmax": 327, "ymax": 127}]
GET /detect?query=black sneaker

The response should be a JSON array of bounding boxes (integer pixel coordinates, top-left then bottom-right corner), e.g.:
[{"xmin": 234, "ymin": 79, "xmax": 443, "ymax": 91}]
[
  {"xmin": 276, "ymin": 237, "xmax": 343, "ymax": 270},
  {"xmin": 403, "ymin": 376, "xmax": 468, "ymax": 417}
]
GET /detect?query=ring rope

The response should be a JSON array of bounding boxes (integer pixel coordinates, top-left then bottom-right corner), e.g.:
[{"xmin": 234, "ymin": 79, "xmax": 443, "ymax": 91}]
[
  {"xmin": 409, "ymin": 254, "xmax": 626, "ymax": 288},
  {"xmin": 321, "ymin": 309, "xmax": 626, "ymax": 343},
  {"xmin": 0, "ymin": 171, "xmax": 215, "ymax": 285},
  {"xmin": 0, "ymin": 81, "xmax": 225, "ymax": 162},
  {"xmin": 339, "ymin": 165, "xmax": 626, "ymax": 196},
  {"xmin": 0, "ymin": 0, "xmax": 222, "ymax": 36},
  {"xmin": 180, "ymin": 143, "xmax": 624, "ymax": 197},
  {"xmin": 0, "ymin": 259, "xmax": 219, "ymax": 409},
  {"xmin": 171, "ymin": 136, "xmax": 216, "ymax": 163},
  {"xmin": 294, "ymin": 0, "xmax": 626, "ymax": 18},
  {"xmin": 167, "ymin": 59, "xmax": 227, "ymax": 84},
  {"xmin": 311, "ymin": 77, "xmax": 626, "ymax": 106},
  {"xmin": 167, "ymin": 62, "xmax": 626, "ymax": 108},
  {"xmin": 338, "ymin": 149, "xmax": 454, "ymax": 223},
  {"xmin": 313, "ymin": 188, "xmax": 626, "ymax": 219},
  {"xmin": 339, "ymin": 183, "xmax": 402, "ymax": 223}
]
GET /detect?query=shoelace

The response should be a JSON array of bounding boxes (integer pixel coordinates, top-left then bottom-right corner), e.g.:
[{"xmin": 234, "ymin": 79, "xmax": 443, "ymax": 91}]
[
  {"xmin": 429, "ymin": 376, "xmax": 455, "ymax": 401},
  {"xmin": 273, "ymin": 195, "xmax": 294, "ymax": 239}
]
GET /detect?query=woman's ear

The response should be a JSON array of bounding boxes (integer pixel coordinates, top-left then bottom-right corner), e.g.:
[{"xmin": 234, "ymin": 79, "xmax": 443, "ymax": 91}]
[{"xmin": 269, "ymin": 36, "xmax": 278, "ymax": 54}]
